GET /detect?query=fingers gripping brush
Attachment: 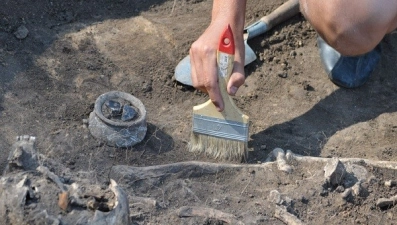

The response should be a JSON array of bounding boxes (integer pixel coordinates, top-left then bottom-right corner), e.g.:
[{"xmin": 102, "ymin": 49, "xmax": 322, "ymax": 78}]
[{"xmin": 188, "ymin": 25, "xmax": 249, "ymax": 161}]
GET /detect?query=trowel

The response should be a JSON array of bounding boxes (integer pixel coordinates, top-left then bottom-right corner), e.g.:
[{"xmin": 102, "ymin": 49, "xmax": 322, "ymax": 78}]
[{"xmin": 174, "ymin": 0, "xmax": 300, "ymax": 86}]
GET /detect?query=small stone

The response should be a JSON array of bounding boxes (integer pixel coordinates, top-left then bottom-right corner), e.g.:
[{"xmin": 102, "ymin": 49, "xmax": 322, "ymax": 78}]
[
  {"xmin": 302, "ymin": 82, "xmax": 314, "ymax": 91},
  {"xmin": 324, "ymin": 158, "xmax": 346, "ymax": 186},
  {"xmin": 301, "ymin": 196, "xmax": 309, "ymax": 204},
  {"xmin": 260, "ymin": 40, "xmax": 267, "ymax": 48},
  {"xmin": 278, "ymin": 72, "xmax": 287, "ymax": 78},
  {"xmin": 121, "ymin": 104, "xmax": 137, "ymax": 121},
  {"xmin": 269, "ymin": 190, "xmax": 282, "ymax": 205},
  {"xmin": 376, "ymin": 196, "xmax": 397, "ymax": 208},
  {"xmin": 14, "ymin": 25, "xmax": 29, "ymax": 39},
  {"xmin": 341, "ymin": 188, "xmax": 352, "ymax": 199},
  {"xmin": 105, "ymin": 100, "xmax": 122, "ymax": 117},
  {"xmin": 142, "ymin": 83, "xmax": 152, "ymax": 93},
  {"xmin": 367, "ymin": 175, "xmax": 378, "ymax": 184},
  {"xmin": 385, "ymin": 180, "xmax": 397, "ymax": 187},
  {"xmin": 335, "ymin": 185, "xmax": 345, "ymax": 193},
  {"xmin": 58, "ymin": 192, "xmax": 69, "ymax": 211},
  {"xmin": 297, "ymin": 41, "xmax": 303, "ymax": 47},
  {"xmin": 212, "ymin": 199, "xmax": 221, "ymax": 205},
  {"xmin": 26, "ymin": 203, "xmax": 37, "ymax": 210},
  {"xmin": 320, "ymin": 189, "xmax": 328, "ymax": 197},
  {"xmin": 352, "ymin": 182, "xmax": 363, "ymax": 197},
  {"xmin": 260, "ymin": 145, "xmax": 267, "ymax": 150}
]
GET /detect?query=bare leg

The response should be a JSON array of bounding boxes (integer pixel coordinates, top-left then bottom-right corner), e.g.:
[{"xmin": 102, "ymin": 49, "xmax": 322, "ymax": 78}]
[{"xmin": 299, "ymin": 0, "xmax": 397, "ymax": 56}]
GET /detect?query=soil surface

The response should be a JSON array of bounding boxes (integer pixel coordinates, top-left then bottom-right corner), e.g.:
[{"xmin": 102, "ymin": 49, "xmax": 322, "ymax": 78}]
[{"xmin": 1, "ymin": 0, "xmax": 397, "ymax": 224}]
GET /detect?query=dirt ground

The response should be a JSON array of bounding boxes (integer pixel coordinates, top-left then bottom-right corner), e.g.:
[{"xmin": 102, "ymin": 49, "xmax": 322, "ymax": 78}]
[{"xmin": 1, "ymin": 0, "xmax": 397, "ymax": 224}]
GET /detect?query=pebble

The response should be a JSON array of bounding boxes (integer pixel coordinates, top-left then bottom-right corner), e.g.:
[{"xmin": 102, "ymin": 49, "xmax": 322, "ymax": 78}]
[
  {"xmin": 352, "ymin": 182, "xmax": 362, "ymax": 196},
  {"xmin": 269, "ymin": 190, "xmax": 282, "ymax": 204},
  {"xmin": 335, "ymin": 185, "xmax": 345, "ymax": 193},
  {"xmin": 142, "ymin": 83, "xmax": 152, "ymax": 93},
  {"xmin": 341, "ymin": 188, "xmax": 352, "ymax": 199},
  {"xmin": 320, "ymin": 189, "xmax": 328, "ymax": 197},
  {"xmin": 278, "ymin": 72, "xmax": 287, "ymax": 78},
  {"xmin": 212, "ymin": 199, "xmax": 221, "ymax": 205},
  {"xmin": 14, "ymin": 25, "xmax": 29, "ymax": 39},
  {"xmin": 385, "ymin": 180, "xmax": 397, "ymax": 187},
  {"xmin": 105, "ymin": 100, "xmax": 122, "ymax": 116},
  {"xmin": 58, "ymin": 192, "xmax": 69, "ymax": 211},
  {"xmin": 324, "ymin": 158, "xmax": 346, "ymax": 186},
  {"xmin": 297, "ymin": 41, "xmax": 303, "ymax": 47},
  {"xmin": 121, "ymin": 104, "xmax": 137, "ymax": 121}
]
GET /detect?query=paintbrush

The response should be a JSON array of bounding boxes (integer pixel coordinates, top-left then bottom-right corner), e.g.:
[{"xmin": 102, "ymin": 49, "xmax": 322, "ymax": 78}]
[{"xmin": 188, "ymin": 25, "xmax": 249, "ymax": 161}]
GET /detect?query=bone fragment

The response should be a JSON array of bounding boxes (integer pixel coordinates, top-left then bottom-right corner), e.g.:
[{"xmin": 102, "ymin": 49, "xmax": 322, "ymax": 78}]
[
  {"xmin": 272, "ymin": 148, "xmax": 293, "ymax": 173},
  {"xmin": 274, "ymin": 205, "xmax": 305, "ymax": 225},
  {"xmin": 351, "ymin": 181, "xmax": 363, "ymax": 197},
  {"xmin": 285, "ymin": 150, "xmax": 397, "ymax": 170},
  {"xmin": 129, "ymin": 196, "xmax": 157, "ymax": 208},
  {"xmin": 4, "ymin": 135, "xmax": 39, "ymax": 174},
  {"xmin": 110, "ymin": 161, "xmax": 276, "ymax": 184},
  {"xmin": 323, "ymin": 158, "xmax": 346, "ymax": 186},
  {"xmin": 269, "ymin": 190, "xmax": 283, "ymax": 205},
  {"xmin": 341, "ymin": 188, "xmax": 352, "ymax": 199},
  {"xmin": 68, "ymin": 183, "xmax": 86, "ymax": 207},
  {"xmin": 176, "ymin": 206, "xmax": 245, "ymax": 225},
  {"xmin": 36, "ymin": 166, "xmax": 67, "ymax": 192},
  {"xmin": 111, "ymin": 150, "xmax": 397, "ymax": 185},
  {"xmin": 88, "ymin": 179, "xmax": 130, "ymax": 225},
  {"xmin": 377, "ymin": 195, "xmax": 397, "ymax": 208}
]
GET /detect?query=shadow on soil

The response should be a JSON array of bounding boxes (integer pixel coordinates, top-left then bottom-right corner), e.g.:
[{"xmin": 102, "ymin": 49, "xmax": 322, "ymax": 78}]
[
  {"xmin": 249, "ymin": 33, "xmax": 397, "ymax": 160},
  {"xmin": 132, "ymin": 123, "xmax": 174, "ymax": 156}
]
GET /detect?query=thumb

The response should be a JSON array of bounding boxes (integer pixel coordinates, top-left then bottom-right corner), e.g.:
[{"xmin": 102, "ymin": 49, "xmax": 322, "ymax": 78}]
[{"xmin": 227, "ymin": 63, "xmax": 245, "ymax": 96}]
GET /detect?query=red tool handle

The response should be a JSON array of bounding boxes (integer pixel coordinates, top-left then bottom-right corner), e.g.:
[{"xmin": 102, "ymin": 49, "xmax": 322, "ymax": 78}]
[{"xmin": 218, "ymin": 25, "xmax": 235, "ymax": 55}]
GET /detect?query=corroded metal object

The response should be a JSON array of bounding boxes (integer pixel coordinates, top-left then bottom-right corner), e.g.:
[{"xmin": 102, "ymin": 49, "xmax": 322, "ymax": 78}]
[{"xmin": 89, "ymin": 91, "xmax": 147, "ymax": 148}]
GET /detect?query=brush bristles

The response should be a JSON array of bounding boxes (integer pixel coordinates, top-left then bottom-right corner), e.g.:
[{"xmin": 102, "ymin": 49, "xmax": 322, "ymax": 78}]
[{"xmin": 188, "ymin": 131, "xmax": 247, "ymax": 161}]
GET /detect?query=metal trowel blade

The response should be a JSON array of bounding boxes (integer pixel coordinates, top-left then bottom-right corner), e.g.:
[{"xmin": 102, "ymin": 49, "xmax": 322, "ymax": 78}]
[{"xmin": 174, "ymin": 42, "xmax": 257, "ymax": 86}]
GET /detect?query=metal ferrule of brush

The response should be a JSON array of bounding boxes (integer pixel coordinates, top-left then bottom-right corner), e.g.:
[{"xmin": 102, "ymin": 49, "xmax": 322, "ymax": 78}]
[{"xmin": 192, "ymin": 114, "xmax": 249, "ymax": 142}]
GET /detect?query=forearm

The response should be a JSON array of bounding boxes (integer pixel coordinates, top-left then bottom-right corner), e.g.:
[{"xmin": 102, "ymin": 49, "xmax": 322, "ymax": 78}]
[
  {"xmin": 189, "ymin": 0, "xmax": 247, "ymax": 111},
  {"xmin": 211, "ymin": 0, "xmax": 247, "ymax": 38}
]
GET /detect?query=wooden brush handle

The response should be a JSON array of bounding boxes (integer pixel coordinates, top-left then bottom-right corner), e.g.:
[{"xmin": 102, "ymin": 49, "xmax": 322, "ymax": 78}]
[
  {"xmin": 217, "ymin": 51, "xmax": 237, "ymax": 109},
  {"xmin": 216, "ymin": 26, "xmax": 248, "ymax": 122}
]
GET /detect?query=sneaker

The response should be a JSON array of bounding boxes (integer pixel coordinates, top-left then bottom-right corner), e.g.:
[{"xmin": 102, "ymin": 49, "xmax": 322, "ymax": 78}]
[{"xmin": 317, "ymin": 36, "xmax": 381, "ymax": 88}]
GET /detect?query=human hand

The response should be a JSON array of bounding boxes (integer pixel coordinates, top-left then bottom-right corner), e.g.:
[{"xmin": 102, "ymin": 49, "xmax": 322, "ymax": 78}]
[
  {"xmin": 189, "ymin": 0, "xmax": 246, "ymax": 112},
  {"xmin": 190, "ymin": 23, "xmax": 246, "ymax": 112}
]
